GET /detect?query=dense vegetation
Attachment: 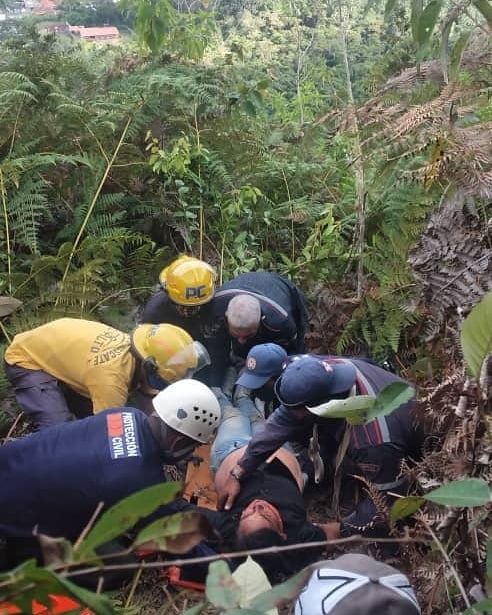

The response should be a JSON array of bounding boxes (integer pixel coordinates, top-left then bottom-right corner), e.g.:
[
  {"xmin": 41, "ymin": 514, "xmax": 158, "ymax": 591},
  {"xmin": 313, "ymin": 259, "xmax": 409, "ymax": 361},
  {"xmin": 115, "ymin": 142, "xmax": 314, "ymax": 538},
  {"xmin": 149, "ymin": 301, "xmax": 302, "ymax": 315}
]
[{"xmin": 0, "ymin": 0, "xmax": 490, "ymax": 611}]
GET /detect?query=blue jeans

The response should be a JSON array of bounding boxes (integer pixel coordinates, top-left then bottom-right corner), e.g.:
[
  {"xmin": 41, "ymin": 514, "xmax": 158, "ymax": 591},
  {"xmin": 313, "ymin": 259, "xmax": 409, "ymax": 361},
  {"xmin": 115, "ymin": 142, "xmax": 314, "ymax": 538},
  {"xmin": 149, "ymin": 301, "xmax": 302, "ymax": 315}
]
[{"xmin": 210, "ymin": 398, "xmax": 265, "ymax": 472}]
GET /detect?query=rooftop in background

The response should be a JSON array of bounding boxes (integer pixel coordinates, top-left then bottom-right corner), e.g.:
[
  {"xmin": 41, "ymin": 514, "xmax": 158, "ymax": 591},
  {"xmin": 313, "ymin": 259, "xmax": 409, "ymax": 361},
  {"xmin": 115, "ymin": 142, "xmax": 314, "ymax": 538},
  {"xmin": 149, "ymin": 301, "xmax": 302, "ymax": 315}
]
[
  {"xmin": 31, "ymin": 0, "xmax": 56, "ymax": 15},
  {"xmin": 69, "ymin": 25, "xmax": 120, "ymax": 40}
]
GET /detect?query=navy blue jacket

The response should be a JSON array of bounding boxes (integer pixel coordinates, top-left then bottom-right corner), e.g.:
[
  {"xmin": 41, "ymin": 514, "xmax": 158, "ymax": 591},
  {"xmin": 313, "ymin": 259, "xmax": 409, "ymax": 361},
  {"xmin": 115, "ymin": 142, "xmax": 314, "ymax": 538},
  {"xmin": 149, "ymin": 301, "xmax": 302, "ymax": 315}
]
[
  {"xmin": 237, "ymin": 357, "xmax": 424, "ymax": 535},
  {"xmin": 0, "ymin": 408, "xmax": 174, "ymax": 541},
  {"xmin": 207, "ymin": 272, "xmax": 309, "ymax": 386},
  {"xmin": 140, "ymin": 290, "xmax": 216, "ymax": 384},
  {"xmin": 141, "ymin": 290, "xmax": 215, "ymax": 344}
]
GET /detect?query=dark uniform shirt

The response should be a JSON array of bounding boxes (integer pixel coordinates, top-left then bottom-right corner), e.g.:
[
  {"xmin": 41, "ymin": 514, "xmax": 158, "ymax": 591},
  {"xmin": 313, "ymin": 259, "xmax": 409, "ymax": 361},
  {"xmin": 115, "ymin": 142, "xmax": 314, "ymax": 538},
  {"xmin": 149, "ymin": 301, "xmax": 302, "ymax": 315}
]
[
  {"xmin": 0, "ymin": 408, "xmax": 172, "ymax": 542},
  {"xmin": 236, "ymin": 357, "xmax": 424, "ymax": 536},
  {"xmin": 140, "ymin": 290, "xmax": 217, "ymax": 385},
  {"xmin": 207, "ymin": 272, "xmax": 309, "ymax": 386}
]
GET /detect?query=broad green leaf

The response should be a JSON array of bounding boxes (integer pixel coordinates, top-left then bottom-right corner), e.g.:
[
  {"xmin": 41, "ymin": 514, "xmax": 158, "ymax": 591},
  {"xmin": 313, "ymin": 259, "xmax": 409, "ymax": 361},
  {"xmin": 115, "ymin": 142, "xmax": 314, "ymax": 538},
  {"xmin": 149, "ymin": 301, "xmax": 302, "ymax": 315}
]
[
  {"xmin": 250, "ymin": 90, "xmax": 264, "ymax": 109},
  {"xmin": 366, "ymin": 382, "xmax": 415, "ymax": 422},
  {"xmin": 417, "ymin": 0, "xmax": 442, "ymax": 45},
  {"xmin": 424, "ymin": 478, "xmax": 490, "ymax": 507},
  {"xmin": 182, "ymin": 602, "xmax": 206, "ymax": 615},
  {"xmin": 205, "ymin": 560, "xmax": 241, "ymax": 610},
  {"xmin": 312, "ymin": 382, "xmax": 414, "ymax": 425},
  {"xmin": 464, "ymin": 598, "xmax": 492, "ymax": 614},
  {"xmin": 461, "ymin": 292, "xmax": 492, "ymax": 378},
  {"xmin": 390, "ymin": 496, "xmax": 425, "ymax": 524},
  {"xmin": 241, "ymin": 99, "xmax": 258, "ymax": 117},
  {"xmin": 133, "ymin": 511, "xmax": 212, "ymax": 553},
  {"xmin": 250, "ymin": 566, "xmax": 314, "ymax": 610},
  {"xmin": 0, "ymin": 559, "xmax": 115, "ymax": 615},
  {"xmin": 232, "ymin": 557, "xmax": 278, "ymax": 615},
  {"xmin": 449, "ymin": 30, "xmax": 472, "ymax": 81},
  {"xmin": 0, "ymin": 560, "xmax": 69, "ymax": 614},
  {"xmin": 75, "ymin": 482, "xmax": 182, "ymax": 560},
  {"xmin": 310, "ymin": 396, "xmax": 375, "ymax": 424},
  {"xmin": 0, "ymin": 296, "xmax": 22, "ymax": 317},
  {"xmin": 53, "ymin": 575, "xmax": 116, "ymax": 615}
]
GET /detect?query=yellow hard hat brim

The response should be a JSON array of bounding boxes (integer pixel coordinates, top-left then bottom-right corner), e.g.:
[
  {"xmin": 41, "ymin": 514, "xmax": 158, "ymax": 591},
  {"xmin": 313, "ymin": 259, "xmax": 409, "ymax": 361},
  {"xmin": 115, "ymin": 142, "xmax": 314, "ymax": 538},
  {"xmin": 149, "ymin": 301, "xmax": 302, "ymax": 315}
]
[{"xmin": 131, "ymin": 324, "xmax": 154, "ymax": 357}]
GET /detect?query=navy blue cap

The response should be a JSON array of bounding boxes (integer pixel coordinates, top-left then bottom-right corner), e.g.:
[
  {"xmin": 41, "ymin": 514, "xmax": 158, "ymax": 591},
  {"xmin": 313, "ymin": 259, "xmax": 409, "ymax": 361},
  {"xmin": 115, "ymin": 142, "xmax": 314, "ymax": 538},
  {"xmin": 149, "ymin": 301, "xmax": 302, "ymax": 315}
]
[
  {"xmin": 236, "ymin": 343, "xmax": 288, "ymax": 389},
  {"xmin": 275, "ymin": 356, "xmax": 357, "ymax": 408}
]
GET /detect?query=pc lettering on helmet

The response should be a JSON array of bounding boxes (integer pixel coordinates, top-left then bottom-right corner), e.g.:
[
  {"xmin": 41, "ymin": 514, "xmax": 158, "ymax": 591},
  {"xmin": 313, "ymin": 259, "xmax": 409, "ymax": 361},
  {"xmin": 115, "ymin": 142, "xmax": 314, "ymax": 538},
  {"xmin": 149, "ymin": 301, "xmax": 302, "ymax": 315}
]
[{"xmin": 160, "ymin": 256, "xmax": 217, "ymax": 307}]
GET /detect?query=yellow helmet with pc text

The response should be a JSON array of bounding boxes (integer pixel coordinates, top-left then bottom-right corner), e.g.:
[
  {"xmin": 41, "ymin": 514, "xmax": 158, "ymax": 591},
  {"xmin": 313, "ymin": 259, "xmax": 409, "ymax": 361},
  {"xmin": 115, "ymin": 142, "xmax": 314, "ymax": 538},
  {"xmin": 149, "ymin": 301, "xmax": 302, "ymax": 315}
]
[
  {"xmin": 159, "ymin": 255, "xmax": 217, "ymax": 306},
  {"xmin": 131, "ymin": 323, "xmax": 210, "ymax": 389}
]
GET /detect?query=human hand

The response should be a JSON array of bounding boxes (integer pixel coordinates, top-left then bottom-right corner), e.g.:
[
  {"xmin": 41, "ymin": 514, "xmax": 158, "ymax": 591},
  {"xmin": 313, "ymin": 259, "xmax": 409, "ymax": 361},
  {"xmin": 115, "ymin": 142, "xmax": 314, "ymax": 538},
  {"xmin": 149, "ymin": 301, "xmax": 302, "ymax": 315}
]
[{"xmin": 217, "ymin": 474, "xmax": 241, "ymax": 510}]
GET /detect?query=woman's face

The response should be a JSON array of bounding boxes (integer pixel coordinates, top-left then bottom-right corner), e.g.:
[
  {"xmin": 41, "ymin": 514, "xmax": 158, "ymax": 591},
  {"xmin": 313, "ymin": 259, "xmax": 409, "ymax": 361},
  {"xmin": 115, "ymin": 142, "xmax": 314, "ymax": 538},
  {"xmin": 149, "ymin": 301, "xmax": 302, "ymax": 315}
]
[{"xmin": 238, "ymin": 499, "xmax": 285, "ymax": 537}]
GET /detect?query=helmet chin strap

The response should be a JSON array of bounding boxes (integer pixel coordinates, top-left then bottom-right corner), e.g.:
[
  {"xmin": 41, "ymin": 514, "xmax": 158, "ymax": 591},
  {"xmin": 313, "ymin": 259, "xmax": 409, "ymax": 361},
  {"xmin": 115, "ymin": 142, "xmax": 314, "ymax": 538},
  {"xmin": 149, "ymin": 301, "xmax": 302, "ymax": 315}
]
[{"xmin": 148, "ymin": 414, "xmax": 196, "ymax": 463}]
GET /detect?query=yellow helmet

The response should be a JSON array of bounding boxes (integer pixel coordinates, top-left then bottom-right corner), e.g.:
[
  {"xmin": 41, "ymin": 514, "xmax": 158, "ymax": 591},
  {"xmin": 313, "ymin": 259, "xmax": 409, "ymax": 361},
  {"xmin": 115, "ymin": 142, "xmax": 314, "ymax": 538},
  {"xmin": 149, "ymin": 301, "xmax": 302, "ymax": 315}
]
[
  {"xmin": 131, "ymin": 324, "xmax": 210, "ymax": 388},
  {"xmin": 159, "ymin": 255, "xmax": 217, "ymax": 306}
]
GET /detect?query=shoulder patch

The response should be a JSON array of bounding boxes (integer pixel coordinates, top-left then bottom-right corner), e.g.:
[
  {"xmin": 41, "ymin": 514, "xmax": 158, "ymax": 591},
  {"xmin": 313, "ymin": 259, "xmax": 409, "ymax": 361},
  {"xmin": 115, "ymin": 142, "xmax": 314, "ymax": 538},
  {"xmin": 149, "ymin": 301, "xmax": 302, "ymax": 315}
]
[
  {"xmin": 247, "ymin": 357, "xmax": 257, "ymax": 371},
  {"xmin": 107, "ymin": 412, "xmax": 141, "ymax": 459}
]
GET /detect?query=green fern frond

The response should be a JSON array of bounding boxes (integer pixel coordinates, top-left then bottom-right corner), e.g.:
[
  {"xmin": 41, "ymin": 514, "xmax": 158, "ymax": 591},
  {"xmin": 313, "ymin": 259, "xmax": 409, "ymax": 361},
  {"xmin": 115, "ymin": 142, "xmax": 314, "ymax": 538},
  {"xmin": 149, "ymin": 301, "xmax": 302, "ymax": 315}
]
[{"xmin": 0, "ymin": 71, "xmax": 38, "ymax": 115}]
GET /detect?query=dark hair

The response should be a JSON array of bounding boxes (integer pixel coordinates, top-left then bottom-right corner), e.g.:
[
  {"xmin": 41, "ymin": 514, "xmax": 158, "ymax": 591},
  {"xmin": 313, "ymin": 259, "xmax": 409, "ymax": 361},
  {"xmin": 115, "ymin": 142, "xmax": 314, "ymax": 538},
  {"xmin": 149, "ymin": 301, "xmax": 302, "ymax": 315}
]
[{"xmin": 235, "ymin": 529, "xmax": 290, "ymax": 583}]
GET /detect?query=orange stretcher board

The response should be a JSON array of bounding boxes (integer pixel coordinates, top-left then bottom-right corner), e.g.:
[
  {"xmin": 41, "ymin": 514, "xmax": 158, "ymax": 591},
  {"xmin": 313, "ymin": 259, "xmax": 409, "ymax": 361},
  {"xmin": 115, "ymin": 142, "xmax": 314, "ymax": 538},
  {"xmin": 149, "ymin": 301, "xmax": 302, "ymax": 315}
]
[{"xmin": 182, "ymin": 444, "xmax": 217, "ymax": 510}]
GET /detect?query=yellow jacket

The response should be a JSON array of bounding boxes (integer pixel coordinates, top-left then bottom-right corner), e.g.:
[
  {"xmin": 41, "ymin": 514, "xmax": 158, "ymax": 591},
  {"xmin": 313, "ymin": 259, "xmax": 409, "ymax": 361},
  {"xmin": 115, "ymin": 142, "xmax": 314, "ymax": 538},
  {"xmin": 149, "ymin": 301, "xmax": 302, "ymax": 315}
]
[{"xmin": 5, "ymin": 318, "xmax": 136, "ymax": 413}]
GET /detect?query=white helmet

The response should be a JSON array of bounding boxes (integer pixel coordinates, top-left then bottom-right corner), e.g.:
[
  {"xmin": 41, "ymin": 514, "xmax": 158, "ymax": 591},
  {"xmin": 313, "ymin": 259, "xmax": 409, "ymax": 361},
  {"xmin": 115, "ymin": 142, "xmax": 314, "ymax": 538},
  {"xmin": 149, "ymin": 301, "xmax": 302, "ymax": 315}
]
[
  {"xmin": 152, "ymin": 380, "xmax": 221, "ymax": 443},
  {"xmin": 295, "ymin": 554, "xmax": 421, "ymax": 615}
]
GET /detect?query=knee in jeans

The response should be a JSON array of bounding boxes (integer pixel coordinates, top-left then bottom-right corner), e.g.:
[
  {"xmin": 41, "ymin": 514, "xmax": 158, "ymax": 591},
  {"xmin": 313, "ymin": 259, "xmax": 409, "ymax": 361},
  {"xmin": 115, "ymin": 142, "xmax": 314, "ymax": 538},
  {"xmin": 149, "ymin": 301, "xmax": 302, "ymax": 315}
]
[{"xmin": 221, "ymin": 406, "xmax": 241, "ymax": 421}]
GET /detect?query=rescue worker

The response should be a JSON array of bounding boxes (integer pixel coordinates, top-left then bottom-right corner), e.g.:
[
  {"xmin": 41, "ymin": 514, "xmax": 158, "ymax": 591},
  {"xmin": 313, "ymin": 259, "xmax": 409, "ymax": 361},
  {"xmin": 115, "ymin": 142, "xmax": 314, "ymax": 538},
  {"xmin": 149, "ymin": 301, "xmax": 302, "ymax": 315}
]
[
  {"xmin": 206, "ymin": 271, "xmax": 309, "ymax": 388},
  {"xmin": 233, "ymin": 342, "xmax": 288, "ymax": 417},
  {"xmin": 201, "ymin": 393, "xmax": 331, "ymax": 582},
  {"xmin": 140, "ymin": 255, "xmax": 217, "ymax": 385},
  {"xmin": 0, "ymin": 380, "xmax": 221, "ymax": 586},
  {"xmin": 218, "ymin": 353, "xmax": 424, "ymax": 542},
  {"xmin": 3, "ymin": 318, "xmax": 209, "ymax": 430}
]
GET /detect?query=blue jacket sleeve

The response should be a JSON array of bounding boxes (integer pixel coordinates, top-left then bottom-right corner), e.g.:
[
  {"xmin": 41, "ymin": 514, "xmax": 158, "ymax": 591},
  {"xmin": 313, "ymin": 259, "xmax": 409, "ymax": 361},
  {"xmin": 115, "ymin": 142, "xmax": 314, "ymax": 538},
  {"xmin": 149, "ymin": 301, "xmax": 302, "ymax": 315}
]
[{"xmin": 141, "ymin": 291, "xmax": 173, "ymax": 324}]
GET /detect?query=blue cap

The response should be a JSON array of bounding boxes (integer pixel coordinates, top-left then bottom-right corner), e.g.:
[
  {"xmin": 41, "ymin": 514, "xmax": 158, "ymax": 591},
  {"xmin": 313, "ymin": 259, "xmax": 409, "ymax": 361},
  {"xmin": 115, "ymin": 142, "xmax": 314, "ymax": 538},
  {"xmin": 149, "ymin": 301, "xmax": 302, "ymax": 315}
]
[
  {"xmin": 236, "ymin": 343, "xmax": 288, "ymax": 389},
  {"xmin": 275, "ymin": 356, "xmax": 357, "ymax": 408}
]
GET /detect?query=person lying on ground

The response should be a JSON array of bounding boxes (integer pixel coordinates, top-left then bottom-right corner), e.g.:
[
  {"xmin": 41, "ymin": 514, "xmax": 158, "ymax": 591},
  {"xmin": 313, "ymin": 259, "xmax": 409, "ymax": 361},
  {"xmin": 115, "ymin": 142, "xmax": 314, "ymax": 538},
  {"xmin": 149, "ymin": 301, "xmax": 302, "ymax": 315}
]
[
  {"xmin": 218, "ymin": 353, "xmax": 424, "ymax": 543},
  {"xmin": 3, "ymin": 318, "xmax": 209, "ymax": 429},
  {"xmin": 0, "ymin": 380, "xmax": 220, "ymax": 589},
  {"xmin": 199, "ymin": 393, "xmax": 333, "ymax": 582}
]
